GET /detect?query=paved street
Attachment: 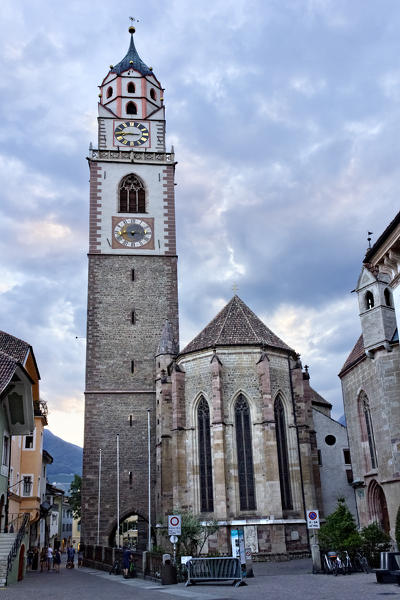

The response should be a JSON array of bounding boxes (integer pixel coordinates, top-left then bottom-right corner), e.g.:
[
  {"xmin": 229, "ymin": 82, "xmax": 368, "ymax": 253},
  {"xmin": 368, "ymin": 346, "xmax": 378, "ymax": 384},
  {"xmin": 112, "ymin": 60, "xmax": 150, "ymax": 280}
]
[{"xmin": 2, "ymin": 559, "xmax": 398, "ymax": 600}]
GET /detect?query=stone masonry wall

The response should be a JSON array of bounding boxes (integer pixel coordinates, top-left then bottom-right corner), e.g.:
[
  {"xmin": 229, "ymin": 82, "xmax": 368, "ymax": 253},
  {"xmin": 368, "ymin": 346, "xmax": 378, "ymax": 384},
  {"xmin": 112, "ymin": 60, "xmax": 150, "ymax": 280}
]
[{"xmin": 341, "ymin": 344, "xmax": 400, "ymax": 538}]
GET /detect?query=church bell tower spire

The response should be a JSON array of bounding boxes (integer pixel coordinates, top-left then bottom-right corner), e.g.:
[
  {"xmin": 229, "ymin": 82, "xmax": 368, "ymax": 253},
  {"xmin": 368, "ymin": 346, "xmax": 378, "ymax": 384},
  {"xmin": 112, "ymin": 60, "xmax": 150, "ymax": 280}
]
[{"xmin": 82, "ymin": 27, "xmax": 179, "ymax": 548}]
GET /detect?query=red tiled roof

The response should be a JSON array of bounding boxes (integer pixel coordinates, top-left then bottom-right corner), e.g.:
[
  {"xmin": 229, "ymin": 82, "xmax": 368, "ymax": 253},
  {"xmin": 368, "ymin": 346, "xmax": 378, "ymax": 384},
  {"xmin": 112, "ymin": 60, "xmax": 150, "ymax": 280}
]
[
  {"xmin": 338, "ymin": 334, "xmax": 365, "ymax": 377},
  {"xmin": 181, "ymin": 295, "xmax": 294, "ymax": 355}
]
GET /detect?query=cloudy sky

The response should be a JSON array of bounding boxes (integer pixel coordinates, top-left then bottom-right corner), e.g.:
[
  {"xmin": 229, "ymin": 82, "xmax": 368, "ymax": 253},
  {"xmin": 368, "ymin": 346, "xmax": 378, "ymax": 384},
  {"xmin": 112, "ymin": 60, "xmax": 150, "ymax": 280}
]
[{"xmin": 0, "ymin": 0, "xmax": 399, "ymax": 446}]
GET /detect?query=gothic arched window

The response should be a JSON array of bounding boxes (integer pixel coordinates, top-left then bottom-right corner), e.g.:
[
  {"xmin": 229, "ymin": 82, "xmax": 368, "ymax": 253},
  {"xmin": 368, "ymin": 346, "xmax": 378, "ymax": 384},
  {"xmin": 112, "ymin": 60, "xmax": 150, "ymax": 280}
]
[
  {"xmin": 235, "ymin": 395, "xmax": 256, "ymax": 511},
  {"xmin": 119, "ymin": 175, "xmax": 146, "ymax": 213},
  {"xmin": 127, "ymin": 82, "xmax": 135, "ymax": 93},
  {"xmin": 363, "ymin": 395, "xmax": 377, "ymax": 470},
  {"xmin": 365, "ymin": 291, "xmax": 374, "ymax": 310},
  {"xmin": 126, "ymin": 101, "xmax": 137, "ymax": 115},
  {"xmin": 198, "ymin": 397, "xmax": 213, "ymax": 513},
  {"xmin": 274, "ymin": 396, "xmax": 292, "ymax": 510}
]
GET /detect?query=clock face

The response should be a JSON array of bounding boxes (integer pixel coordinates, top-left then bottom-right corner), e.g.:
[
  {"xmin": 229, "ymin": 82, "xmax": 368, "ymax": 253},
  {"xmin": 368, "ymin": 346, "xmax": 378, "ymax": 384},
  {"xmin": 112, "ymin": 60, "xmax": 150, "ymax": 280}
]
[
  {"xmin": 113, "ymin": 218, "xmax": 153, "ymax": 248},
  {"xmin": 114, "ymin": 121, "xmax": 149, "ymax": 147}
]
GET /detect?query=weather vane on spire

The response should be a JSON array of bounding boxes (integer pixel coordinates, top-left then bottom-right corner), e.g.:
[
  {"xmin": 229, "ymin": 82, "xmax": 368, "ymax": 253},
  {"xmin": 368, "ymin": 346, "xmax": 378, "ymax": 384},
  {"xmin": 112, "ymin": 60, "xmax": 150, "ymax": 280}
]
[
  {"xmin": 367, "ymin": 231, "xmax": 373, "ymax": 249},
  {"xmin": 129, "ymin": 16, "xmax": 140, "ymax": 34},
  {"xmin": 232, "ymin": 282, "xmax": 239, "ymax": 295}
]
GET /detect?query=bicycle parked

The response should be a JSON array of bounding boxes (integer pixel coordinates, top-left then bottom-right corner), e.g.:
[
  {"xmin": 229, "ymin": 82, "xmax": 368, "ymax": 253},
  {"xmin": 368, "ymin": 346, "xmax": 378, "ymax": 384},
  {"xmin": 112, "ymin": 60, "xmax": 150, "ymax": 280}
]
[
  {"xmin": 353, "ymin": 552, "xmax": 371, "ymax": 573},
  {"xmin": 324, "ymin": 551, "xmax": 344, "ymax": 575}
]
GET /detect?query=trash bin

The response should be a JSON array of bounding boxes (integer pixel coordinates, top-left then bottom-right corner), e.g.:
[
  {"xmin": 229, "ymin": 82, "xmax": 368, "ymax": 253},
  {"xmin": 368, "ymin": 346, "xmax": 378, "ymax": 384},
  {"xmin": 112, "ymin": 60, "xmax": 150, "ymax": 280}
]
[{"xmin": 161, "ymin": 562, "xmax": 177, "ymax": 585}]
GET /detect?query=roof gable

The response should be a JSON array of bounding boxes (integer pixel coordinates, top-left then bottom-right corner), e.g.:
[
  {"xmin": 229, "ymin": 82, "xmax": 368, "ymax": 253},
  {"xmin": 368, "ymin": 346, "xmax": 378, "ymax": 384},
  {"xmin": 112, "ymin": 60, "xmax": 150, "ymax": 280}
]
[
  {"xmin": 181, "ymin": 295, "xmax": 294, "ymax": 355},
  {"xmin": 339, "ymin": 334, "xmax": 365, "ymax": 377}
]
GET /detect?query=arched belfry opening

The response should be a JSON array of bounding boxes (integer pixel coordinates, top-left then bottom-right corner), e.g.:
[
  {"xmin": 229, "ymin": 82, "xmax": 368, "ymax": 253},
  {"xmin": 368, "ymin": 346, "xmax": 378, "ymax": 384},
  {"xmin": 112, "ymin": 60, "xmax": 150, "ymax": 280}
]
[{"xmin": 365, "ymin": 290, "xmax": 374, "ymax": 310}]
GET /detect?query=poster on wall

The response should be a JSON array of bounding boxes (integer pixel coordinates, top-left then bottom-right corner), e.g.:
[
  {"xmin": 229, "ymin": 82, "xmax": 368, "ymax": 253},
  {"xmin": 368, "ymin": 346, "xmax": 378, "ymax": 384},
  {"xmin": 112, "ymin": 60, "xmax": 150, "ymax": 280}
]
[{"xmin": 231, "ymin": 529, "xmax": 246, "ymax": 564}]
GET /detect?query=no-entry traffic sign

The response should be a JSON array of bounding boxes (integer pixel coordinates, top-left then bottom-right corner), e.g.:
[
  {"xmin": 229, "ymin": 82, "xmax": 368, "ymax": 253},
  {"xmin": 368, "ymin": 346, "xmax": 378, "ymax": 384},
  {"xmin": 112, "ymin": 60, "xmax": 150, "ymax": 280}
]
[{"xmin": 168, "ymin": 514, "xmax": 181, "ymax": 536}]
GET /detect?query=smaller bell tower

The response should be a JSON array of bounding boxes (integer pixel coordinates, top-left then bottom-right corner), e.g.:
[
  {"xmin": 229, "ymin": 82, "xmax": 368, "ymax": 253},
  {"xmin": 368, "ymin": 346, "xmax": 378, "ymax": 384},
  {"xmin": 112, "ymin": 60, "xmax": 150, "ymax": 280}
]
[{"xmin": 356, "ymin": 265, "xmax": 397, "ymax": 353}]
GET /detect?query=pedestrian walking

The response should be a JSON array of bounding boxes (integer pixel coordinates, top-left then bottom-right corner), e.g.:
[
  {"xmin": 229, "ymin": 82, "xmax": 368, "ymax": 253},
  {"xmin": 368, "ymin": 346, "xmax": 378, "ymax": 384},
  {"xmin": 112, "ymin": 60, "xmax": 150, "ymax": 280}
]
[
  {"xmin": 54, "ymin": 548, "xmax": 61, "ymax": 574},
  {"xmin": 78, "ymin": 549, "xmax": 83, "ymax": 568},
  {"xmin": 27, "ymin": 548, "xmax": 33, "ymax": 571},
  {"xmin": 40, "ymin": 547, "xmax": 47, "ymax": 572},
  {"xmin": 47, "ymin": 545, "xmax": 53, "ymax": 571},
  {"xmin": 32, "ymin": 546, "xmax": 39, "ymax": 571},
  {"xmin": 66, "ymin": 545, "xmax": 75, "ymax": 569}
]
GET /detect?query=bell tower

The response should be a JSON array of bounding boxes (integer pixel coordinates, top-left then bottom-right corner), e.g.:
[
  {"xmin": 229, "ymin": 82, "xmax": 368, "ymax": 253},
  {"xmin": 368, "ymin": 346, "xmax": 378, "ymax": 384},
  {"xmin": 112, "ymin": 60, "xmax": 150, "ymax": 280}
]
[{"xmin": 82, "ymin": 27, "xmax": 179, "ymax": 547}]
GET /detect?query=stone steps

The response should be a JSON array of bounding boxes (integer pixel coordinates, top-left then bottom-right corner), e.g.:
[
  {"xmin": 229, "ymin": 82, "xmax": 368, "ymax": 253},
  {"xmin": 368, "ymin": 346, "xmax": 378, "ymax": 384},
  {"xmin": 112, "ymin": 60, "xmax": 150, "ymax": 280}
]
[{"xmin": 0, "ymin": 534, "xmax": 17, "ymax": 587}]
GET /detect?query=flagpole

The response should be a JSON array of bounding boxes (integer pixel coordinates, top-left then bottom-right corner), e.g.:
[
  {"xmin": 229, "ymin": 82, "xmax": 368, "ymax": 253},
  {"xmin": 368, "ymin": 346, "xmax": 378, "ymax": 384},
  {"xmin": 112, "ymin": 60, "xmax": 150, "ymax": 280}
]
[
  {"xmin": 97, "ymin": 448, "xmax": 102, "ymax": 546},
  {"xmin": 116, "ymin": 434, "xmax": 120, "ymax": 548},
  {"xmin": 148, "ymin": 409, "xmax": 151, "ymax": 551}
]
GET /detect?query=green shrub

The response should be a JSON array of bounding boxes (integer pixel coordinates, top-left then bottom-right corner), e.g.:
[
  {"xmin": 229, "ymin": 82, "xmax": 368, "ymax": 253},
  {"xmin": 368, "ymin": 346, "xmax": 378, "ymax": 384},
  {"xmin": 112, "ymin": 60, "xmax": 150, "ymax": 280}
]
[
  {"xmin": 319, "ymin": 499, "xmax": 361, "ymax": 556},
  {"xmin": 395, "ymin": 505, "xmax": 400, "ymax": 550},
  {"xmin": 360, "ymin": 522, "xmax": 391, "ymax": 568}
]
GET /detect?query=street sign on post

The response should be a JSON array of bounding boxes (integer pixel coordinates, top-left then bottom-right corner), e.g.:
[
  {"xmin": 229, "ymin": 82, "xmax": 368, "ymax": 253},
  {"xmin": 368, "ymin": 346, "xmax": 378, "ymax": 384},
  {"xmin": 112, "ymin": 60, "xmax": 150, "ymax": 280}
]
[
  {"xmin": 168, "ymin": 514, "xmax": 182, "ymax": 536},
  {"xmin": 307, "ymin": 510, "xmax": 320, "ymax": 529}
]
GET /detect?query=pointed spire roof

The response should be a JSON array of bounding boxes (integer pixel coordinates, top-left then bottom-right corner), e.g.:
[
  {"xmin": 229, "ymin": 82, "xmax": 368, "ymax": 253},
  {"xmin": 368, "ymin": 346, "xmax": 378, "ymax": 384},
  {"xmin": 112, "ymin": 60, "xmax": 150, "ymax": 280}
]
[
  {"xmin": 157, "ymin": 320, "xmax": 178, "ymax": 356},
  {"xmin": 111, "ymin": 31, "xmax": 153, "ymax": 76},
  {"xmin": 181, "ymin": 295, "xmax": 294, "ymax": 355}
]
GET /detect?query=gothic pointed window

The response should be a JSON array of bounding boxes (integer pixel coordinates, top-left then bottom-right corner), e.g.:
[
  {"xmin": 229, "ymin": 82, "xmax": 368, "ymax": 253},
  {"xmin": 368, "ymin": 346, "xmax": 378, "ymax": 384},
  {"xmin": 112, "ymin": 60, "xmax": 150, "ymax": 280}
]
[
  {"xmin": 198, "ymin": 397, "xmax": 213, "ymax": 512},
  {"xmin": 126, "ymin": 101, "xmax": 137, "ymax": 115},
  {"xmin": 358, "ymin": 392, "xmax": 377, "ymax": 471},
  {"xmin": 274, "ymin": 396, "xmax": 292, "ymax": 510},
  {"xmin": 363, "ymin": 396, "xmax": 377, "ymax": 470},
  {"xmin": 235, "ymin": 395, "xmax": 256, "ymax": 510},
  {"xmin": 119, "ymin": 174, "xmax": 146, "ymax": 213}
]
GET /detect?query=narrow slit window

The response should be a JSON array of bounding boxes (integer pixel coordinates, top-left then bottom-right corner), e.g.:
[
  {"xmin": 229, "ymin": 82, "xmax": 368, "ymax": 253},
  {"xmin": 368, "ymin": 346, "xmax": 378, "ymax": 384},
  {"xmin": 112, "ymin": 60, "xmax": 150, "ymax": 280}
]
[
  {"xmin": 131, "ymin": 310, "xmax": 135, "ymax": 324},
  {"xmin": 131, "ymin": 360, "xmax": 135, "ymax": 374},
  {"xmin": 131, "ymin": 269, "xmax": 135, "ymax": 281}
]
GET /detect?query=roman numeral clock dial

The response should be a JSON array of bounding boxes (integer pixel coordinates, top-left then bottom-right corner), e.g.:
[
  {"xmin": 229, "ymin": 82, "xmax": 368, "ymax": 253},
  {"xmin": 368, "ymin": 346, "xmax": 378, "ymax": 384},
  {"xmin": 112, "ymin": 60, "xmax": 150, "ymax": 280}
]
[
  {"xmin": 114, "ymin": 121, "xmax": 149, "ymax": 147},
  {"xmin": 112, "ymin": 217, "xmax": 154, "ymax": 249}
]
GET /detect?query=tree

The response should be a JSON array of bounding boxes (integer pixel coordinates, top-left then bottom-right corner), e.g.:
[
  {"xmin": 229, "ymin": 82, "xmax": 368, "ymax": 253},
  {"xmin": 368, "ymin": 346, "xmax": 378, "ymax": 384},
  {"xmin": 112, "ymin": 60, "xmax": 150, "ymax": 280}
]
[
  {"xmin": 396, "ymin": 505, "xmax": 400, "ymax": 551},
  {"xmin": 318, "ymin": 499, "xmax": 361, "ymax": 556},
  {"xmin": 69, "ymin": 474, "xmax": 82, "ymax": 521},
  {"xmin": 160, "ymin": 511, "xmax": 219, "ymax": 557},
  {"xmin": 360, "ymin": 522, "xmax": 391, "ymax": 568}
]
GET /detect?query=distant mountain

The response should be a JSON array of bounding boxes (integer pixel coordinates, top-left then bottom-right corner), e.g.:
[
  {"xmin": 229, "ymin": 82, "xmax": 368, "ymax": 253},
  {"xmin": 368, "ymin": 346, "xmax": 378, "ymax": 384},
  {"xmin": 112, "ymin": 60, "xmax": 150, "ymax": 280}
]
[{"xmin": 43, "ymin": 429, "xmax": 83, "ymax": 493}]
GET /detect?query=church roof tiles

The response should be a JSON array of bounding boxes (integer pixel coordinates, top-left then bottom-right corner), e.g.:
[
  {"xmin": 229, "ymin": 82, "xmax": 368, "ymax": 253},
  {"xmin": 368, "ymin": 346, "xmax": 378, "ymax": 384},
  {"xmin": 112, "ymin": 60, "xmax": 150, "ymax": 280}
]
[
  {"xmin": 338, "ymin": 334, "xmax": 365, "ymax": 377},
  {"xmin": 111, "ymin": 33, "xmax": 153, "ymax": 76},
  {"xmin": 181, "ymin": 295, "xmax": 294, "ymax": 355}
]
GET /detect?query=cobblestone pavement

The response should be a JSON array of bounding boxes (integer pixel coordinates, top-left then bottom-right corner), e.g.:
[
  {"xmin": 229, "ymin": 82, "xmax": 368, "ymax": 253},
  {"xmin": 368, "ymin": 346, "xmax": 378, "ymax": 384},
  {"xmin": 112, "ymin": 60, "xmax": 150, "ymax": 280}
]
[{"xmin": 2, "ymin": 559, "xmax": 398, "ymax": 600}]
